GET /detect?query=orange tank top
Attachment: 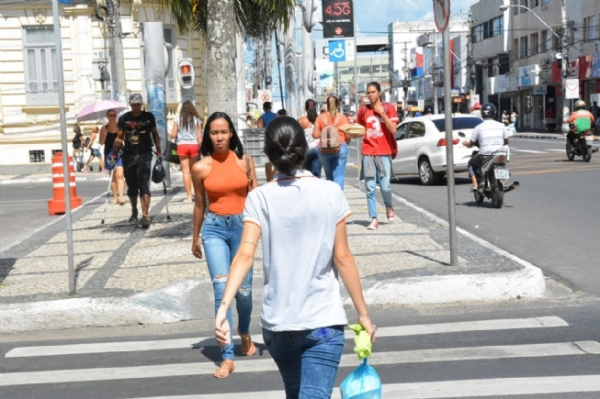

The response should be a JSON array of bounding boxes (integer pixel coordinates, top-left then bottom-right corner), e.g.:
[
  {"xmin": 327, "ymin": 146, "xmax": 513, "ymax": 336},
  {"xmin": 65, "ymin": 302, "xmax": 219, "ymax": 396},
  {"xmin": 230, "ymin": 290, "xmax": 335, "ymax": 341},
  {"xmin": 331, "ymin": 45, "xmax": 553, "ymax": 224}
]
[{"xmin": 204, "ymin": 150, "xmax": 248, "ymax": 215}]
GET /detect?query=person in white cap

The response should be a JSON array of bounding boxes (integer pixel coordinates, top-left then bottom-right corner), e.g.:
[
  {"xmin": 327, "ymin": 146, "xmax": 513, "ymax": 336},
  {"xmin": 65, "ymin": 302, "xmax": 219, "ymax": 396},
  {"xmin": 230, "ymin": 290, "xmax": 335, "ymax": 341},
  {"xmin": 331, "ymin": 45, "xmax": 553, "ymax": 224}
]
[{"xmin": 110, "ymin": 93, "xmax": 162, "ymax": 228}]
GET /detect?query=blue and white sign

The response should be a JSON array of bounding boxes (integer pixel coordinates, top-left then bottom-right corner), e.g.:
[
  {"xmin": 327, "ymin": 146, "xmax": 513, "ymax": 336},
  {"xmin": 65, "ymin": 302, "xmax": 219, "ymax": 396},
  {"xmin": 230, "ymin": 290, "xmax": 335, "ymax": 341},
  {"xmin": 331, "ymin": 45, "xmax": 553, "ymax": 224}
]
[{"xmin": 328, "ymin": 40, "xmax": 346, "ymax": 62}]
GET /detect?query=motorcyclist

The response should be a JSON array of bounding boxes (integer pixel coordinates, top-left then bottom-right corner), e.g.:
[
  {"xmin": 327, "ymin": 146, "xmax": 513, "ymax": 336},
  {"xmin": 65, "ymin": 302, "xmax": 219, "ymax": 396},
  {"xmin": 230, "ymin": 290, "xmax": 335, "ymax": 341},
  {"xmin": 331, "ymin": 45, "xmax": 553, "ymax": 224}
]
[
  {"xmin": 566, "ymin": 100, "xmax": 595, "ymax": 146},
  {"xmin": 462, "ymin": 103, "xmax": 510, "ymax": 192}
]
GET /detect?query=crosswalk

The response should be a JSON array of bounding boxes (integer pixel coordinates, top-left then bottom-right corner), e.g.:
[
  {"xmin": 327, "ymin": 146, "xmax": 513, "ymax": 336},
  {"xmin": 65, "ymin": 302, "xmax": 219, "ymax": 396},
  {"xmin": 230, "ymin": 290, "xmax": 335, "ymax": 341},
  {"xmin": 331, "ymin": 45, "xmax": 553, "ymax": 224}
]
[{"xmin": 1, "ymin": 315, "xmax": 599, "ymax": 398}]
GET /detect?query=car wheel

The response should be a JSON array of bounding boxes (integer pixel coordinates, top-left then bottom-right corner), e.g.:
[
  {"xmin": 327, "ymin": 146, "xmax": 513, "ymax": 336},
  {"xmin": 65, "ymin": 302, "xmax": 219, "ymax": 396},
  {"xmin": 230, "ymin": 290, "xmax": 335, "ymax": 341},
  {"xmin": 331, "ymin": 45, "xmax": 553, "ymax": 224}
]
[{"xmin": 418, "ymin": 158, "xmax": 439, "ymax": 185}]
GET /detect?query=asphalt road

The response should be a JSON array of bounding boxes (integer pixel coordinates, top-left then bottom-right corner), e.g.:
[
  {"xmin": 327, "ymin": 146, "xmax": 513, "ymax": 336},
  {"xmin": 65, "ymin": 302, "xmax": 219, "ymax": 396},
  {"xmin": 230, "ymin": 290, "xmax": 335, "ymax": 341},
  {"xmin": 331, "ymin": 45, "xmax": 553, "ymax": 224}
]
[
  {"xmin": 348, "ymin": 137, "xmax": 600, "ymax": 297},
  {"xmin": 0, "ymin": 179, "xmax": 110, "ymax": 253},
  {"xmin": 2, "ymin": 301, "xmax": 599, "ymax": 398}
]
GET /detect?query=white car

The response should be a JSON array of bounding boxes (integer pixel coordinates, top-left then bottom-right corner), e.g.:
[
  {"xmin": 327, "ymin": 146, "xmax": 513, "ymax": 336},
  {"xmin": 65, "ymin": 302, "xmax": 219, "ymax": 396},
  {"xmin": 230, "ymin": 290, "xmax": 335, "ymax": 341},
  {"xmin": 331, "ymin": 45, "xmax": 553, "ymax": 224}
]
[{"xmin": 394, "ymin": 114, "xmax": 484, "ymax": 185}]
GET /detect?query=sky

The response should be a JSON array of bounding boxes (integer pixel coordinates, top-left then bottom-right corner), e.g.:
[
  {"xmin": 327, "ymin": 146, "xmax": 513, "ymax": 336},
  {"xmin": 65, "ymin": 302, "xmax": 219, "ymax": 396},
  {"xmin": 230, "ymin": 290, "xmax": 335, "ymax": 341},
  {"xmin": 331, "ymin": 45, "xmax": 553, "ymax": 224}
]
[
  {"xmin": 258, "ymin": 0, "xmax": 480, "ymax": 103},
  {"xmin": 335, "ymin": 0, "xmax": 477, "ymax": 38}
]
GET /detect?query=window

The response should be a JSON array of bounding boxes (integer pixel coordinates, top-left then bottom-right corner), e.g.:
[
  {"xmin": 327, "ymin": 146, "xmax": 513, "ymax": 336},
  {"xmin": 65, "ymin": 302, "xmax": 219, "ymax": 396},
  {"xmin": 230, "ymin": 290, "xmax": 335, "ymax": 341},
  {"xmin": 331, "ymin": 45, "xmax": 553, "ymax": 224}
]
[
  {"xmin": 407, "ymin": 122, "xmax": 425, "ymax": 138},
  {"xmin": 541, "ymin": 30, "xmax": 551, "ymax": 52},
  {"xmin": 531, "ymin": 33, "xmax": 539, "ymax": 55},
  {"xmin": 29, "ymin": 150, "xmax": 45, "ymax": 163},
  {"xmin": 493, "ymin": 17, "xmax": 503, "ymax": 36},
  {"xmin": 584, "ymin": 16, "xmax": 598, "ymax": 41},
  {"xmin": 513, "ymin": 39, "xmax": 519, "ymax": 60},
  {"xmin": 475, "ymin": 25, "xmax": 483, "ymax": 42},
  {"xmin": 163, "ymin": 27, "xmax": 176, "ymax": 103},
  {"xmin": 521, "ymin": 0, "xmax": 529, "ymax": 13},
  {"xmin": 552, "ymin": 29, "xmax": 561, "ymax": 50},
  {"xmin": 520, "ymin": 36, "xmax": 528, "ymax": 58},
  {"xmin": 471, "ymin": 27, "xmax": 477, "ymax": 44},
  {"xmin": 23, "ymin": 26, "xmax": 58, "ymax": 106},
  {"xmin": 396, "ymin": 123, "xmax": 408, "ymax": 140},
  {"xmin": 532, "ymin": 0, "xmax": 539, "ymax": 7},
  {"xmin": 432, "ymin": 117, "xmax": 484, "ymax": 132}
]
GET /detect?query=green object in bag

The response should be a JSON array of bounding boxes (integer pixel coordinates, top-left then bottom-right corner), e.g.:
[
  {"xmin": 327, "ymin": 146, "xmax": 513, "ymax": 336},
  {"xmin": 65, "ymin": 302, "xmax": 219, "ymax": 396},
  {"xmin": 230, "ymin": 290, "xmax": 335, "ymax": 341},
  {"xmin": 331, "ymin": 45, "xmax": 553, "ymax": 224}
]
[
  {"xmin": 164, "ymin": 140, "xmax": 180, "ymax": 164},
  {"xmin": 348, "ymin": 324, "xmax": 372, "ymax": 360}
]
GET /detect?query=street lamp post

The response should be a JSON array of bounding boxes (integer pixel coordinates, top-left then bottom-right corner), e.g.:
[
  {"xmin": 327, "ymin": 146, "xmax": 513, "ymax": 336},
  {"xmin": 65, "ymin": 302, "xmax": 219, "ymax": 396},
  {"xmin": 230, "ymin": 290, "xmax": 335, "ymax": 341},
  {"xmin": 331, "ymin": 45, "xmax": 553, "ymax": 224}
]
[{"xmin": 499, "ymin": 3, "xmax": 569, "ymax": 129}]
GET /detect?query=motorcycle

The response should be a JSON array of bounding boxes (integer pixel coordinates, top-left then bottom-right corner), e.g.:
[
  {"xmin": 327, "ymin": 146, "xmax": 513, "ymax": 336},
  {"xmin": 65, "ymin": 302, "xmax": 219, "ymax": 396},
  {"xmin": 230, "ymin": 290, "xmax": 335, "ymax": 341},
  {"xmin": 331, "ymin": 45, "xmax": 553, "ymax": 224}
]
[
  {"xmin": 566, "ymin": 129, "xmax": 595, "ymax": 162},
  {"xmin": 472, "ymin": 148, "xmax": 519, "ymax": 209}
]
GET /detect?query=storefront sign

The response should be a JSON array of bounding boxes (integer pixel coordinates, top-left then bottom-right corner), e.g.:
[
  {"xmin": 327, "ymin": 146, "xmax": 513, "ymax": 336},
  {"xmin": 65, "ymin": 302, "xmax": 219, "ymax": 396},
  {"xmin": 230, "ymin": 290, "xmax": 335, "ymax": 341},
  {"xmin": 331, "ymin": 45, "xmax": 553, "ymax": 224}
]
[
  {"xmin": 518, "ymin": 65, "xmax": 540, "ymax": 87},
  {"xmin": 532, "ymin": 85, "xmax": 546, "ymax": 95},
  {"xmin": 496, "ymin": 74, "xmax": 506, "ymax": 93},
  {"xmin": 506, "ymin": 72, "xmax": 519, "ymax": 92},
  {"xmin": 567, "ymin": 59, "xmax": 579, "ymax": 78},
  {"xmin": 592, "ymin": 52, "xmax": 600, "ymax": 78},
  {"xmin": 322, "ymin": 0, "xmax": 355, "ymax": 38}
]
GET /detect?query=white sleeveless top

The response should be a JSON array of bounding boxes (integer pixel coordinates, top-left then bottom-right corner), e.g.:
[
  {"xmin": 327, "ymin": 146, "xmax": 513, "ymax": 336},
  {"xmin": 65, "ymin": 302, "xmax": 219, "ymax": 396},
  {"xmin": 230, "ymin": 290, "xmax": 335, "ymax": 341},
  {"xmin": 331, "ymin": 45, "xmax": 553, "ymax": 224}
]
[
  {"xmin": 176, "ymin": 116, "xmax": 202, "ymax": 145},
  {"xmin": 304, "ymin": 123, "xmax": 319, "ymax": 150}
]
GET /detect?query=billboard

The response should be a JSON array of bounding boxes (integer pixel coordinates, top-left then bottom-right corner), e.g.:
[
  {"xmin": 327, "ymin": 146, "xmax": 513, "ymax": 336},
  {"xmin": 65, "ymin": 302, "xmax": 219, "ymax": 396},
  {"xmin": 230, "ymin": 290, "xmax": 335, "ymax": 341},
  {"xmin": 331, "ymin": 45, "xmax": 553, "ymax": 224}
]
[{"xmin": 322, "ymin": 0, "xmax": 354, "ymax": 39}]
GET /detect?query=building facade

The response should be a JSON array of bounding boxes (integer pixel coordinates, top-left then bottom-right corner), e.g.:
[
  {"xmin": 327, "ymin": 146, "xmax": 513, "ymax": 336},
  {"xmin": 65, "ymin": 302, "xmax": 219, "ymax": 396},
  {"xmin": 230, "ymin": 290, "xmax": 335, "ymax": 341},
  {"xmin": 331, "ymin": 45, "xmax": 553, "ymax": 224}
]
[{"xmin": 0, "ymin": 0, "xmax": 207, "ymax": 166}]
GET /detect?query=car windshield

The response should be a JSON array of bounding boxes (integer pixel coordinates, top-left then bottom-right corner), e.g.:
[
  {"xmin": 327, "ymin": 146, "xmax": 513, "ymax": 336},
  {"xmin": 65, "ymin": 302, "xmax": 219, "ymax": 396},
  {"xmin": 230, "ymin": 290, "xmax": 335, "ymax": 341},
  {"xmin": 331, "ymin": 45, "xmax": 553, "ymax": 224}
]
[{"xmin": 432, "ymin": 117, "xmax": 483, "ymax": 133}]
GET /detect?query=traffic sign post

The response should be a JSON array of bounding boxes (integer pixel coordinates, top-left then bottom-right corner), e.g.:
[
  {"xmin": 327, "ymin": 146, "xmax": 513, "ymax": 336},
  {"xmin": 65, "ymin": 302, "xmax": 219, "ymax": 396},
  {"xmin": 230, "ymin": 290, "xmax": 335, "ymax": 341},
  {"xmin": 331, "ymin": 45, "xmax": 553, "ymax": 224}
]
[
  {"xmin": 328, "ymin": 40, "xmax": 347, "ymax": 62},
  {"xmin": 434, "ymin": 0, "xmax": 458, "ymax": 266}
]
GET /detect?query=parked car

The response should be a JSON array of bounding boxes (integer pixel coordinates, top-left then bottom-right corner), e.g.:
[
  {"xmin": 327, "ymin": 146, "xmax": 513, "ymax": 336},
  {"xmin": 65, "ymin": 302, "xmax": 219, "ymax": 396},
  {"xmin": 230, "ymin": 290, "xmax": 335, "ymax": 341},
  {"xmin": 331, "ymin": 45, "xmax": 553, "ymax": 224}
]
[{"xmin": 394, "ymin": 115, "xmax": 484, "ymax": 185}]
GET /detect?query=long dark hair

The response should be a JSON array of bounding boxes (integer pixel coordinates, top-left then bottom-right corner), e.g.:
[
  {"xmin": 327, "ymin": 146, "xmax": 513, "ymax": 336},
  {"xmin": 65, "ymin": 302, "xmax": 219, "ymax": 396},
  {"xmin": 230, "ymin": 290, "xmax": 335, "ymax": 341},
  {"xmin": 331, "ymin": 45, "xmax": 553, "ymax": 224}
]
[
  {"xmin": 306, "ymin": 106, "xmax": 317, "ymax": 124},
  {"xmin": 180, "ymin": 100, "xmax": 200, "ymax": 131},
  {"xmin": 200, "ymin": 112, "xmax": 244, "ymax": 159},
  {"xmin": 264, "ymin": 116, "xmax": 307, "ymax": 176}
]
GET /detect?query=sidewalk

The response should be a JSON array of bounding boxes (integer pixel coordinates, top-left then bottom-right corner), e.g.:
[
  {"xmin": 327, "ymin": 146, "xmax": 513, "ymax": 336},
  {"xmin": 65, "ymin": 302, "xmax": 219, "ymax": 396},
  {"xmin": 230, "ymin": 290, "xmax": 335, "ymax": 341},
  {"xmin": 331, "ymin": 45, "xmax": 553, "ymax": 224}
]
[{"xmin": 0, "ymin": 167, "xmax": 546, "ymax": 333}]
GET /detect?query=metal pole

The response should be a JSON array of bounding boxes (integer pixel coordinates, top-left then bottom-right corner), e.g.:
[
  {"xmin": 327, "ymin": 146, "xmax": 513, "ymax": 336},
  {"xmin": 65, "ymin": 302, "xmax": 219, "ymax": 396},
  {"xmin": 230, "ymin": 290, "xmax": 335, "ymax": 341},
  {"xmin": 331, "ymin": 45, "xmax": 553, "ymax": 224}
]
[
  {"xmin": 432, "ymin": 33, "xmax": 439, "ymax": 114},
  {"xmin": 442, "ymin": 28, "xmax": 458, "ymax": 266},
  {"xmin": 560, "ymin": 0, "xmax": 569, "ymax": 128},
  {"xmin": 52, "ymin": 0, "xmax": 76, "ymax": 294},
  {"xmin": 353, "ymin": 2, "xmax": 361, "ymax": 181},
  {"xmin": 276, "ymin": 37, "xmax": 285, "ymax": 106}
]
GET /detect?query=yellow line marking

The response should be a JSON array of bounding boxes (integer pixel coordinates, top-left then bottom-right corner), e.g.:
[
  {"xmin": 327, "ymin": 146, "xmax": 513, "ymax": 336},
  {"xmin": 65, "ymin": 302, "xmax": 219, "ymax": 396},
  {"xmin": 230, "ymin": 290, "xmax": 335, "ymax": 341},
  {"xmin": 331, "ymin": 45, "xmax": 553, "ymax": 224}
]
[{"xmin": 512, "ymin": 165, "xmax": 599, "ymax": 176}]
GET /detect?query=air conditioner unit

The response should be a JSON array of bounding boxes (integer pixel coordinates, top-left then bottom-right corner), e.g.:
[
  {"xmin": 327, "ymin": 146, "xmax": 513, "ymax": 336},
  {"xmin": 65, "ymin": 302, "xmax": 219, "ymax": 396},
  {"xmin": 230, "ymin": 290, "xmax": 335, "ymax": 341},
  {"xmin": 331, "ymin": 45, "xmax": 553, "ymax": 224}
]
[{"xmin": 540, "ymin": 58, "xmax": 550, "ymax": 67}]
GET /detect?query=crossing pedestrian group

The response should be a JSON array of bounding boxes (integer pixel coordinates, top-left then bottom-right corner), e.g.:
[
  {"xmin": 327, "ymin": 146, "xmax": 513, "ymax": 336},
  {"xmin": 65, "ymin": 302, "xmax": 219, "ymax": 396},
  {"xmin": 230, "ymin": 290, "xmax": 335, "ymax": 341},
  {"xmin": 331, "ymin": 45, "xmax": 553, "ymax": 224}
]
[{"xmin": 74, "ymin": 83, "xmax": 411, "ymax": 394}]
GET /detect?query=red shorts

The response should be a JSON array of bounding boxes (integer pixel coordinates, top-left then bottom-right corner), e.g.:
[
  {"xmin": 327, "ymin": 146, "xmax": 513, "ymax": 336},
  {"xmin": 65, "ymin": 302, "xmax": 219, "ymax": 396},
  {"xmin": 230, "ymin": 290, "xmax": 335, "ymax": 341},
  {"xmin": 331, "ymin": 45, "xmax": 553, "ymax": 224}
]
[{"xmin": 177, "ymin": 144, "xmax": 199, "ymax": 157}]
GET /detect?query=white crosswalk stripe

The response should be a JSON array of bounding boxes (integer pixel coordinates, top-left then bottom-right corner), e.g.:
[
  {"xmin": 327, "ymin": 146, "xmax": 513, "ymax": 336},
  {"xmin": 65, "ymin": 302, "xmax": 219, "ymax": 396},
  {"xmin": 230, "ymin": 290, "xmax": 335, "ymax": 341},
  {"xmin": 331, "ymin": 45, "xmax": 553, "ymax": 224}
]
[{"xmin": 2, "ymin": 316, "xmax": 599, "ymax": 398}]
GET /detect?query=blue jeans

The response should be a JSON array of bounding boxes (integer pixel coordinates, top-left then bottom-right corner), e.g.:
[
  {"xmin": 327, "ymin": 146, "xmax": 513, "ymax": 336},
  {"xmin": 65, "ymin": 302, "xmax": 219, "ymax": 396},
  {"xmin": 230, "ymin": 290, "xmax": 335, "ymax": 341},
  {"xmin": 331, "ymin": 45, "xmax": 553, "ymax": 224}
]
[
  {"xmin": 363, "ymin": 155, "xmax": 393, "ymax": 219},
  {"xmin": 318, "ymin": 142, "xmax": 348, "ymax": 190},
  {"xmin": 262, "ymin": 326, "xmax": 345, "ymax": 399},
  {"xmin": 202, "ymin": 212, "xmax": 253, "ymax": 360},
  {"xmin": 303, "ymin": 147, "xmax": 322, "ymax": 178}
]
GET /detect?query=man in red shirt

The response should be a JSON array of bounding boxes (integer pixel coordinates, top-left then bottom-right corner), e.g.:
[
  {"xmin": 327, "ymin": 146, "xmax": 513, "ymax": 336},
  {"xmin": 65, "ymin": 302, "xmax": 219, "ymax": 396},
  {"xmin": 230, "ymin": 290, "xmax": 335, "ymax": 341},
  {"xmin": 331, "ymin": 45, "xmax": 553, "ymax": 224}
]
[{"xmin": 357, "ymin": 82, "xmax": 399, "ymax": 230}]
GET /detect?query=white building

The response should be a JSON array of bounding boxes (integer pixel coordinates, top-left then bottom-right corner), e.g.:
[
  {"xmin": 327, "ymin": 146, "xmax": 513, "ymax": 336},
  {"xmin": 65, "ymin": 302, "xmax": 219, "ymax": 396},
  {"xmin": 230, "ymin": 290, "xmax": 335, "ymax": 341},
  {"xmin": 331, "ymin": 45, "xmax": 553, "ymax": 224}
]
[{"xmin": 0, "ymin": 0, "xmax": 207, "ymax": 166}]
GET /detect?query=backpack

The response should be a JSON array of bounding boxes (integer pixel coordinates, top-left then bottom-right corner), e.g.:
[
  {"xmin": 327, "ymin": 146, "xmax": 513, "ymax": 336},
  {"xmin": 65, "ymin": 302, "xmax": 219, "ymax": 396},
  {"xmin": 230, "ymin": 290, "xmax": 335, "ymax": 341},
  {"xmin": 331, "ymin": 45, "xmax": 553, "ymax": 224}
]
[
  {"xmin": 319, "ymin": 114, "xmax": 342, "ymax": 153},
  {"xmin": 358, "ymin": 103, "xmax": 398, "ymax": 159}
]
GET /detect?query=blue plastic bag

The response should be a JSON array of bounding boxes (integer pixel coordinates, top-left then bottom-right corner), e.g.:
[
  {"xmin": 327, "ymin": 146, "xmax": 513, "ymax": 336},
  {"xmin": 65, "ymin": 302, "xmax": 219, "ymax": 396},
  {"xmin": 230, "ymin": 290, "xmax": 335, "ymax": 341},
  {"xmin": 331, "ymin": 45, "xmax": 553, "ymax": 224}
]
[{"xmin": 339, "ymin": 358, "xmax": 382, "ymax": 399}]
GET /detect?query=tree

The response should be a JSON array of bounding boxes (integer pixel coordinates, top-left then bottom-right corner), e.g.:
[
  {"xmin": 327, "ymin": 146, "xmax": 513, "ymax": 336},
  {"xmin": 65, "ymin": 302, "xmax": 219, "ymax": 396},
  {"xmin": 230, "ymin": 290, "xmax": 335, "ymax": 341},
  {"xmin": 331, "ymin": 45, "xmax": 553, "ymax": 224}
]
[{"xmin": 157, "ymin": 0, "xmax": 296, "ymax": 119}]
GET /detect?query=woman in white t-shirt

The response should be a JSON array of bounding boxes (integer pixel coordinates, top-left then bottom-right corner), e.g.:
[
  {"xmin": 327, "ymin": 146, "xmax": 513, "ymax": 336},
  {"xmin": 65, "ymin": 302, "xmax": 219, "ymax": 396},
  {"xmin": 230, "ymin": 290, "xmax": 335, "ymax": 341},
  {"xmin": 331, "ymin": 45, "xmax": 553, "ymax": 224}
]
[
  {"xmin": 171, "ymin": 100, "xmax": 203, "ymax": 202},
  {"xmin": 214, "ymin": 116, "xmax": 375, "ymax": 397}
]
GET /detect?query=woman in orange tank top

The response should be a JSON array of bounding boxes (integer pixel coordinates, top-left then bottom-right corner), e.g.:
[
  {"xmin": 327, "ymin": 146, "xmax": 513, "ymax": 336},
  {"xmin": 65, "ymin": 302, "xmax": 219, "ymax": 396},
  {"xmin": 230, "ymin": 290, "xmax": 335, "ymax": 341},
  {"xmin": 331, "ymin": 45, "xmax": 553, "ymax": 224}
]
[{"xmin": 190, "ymin": 112, "xmax": 258, "ymax": 379}]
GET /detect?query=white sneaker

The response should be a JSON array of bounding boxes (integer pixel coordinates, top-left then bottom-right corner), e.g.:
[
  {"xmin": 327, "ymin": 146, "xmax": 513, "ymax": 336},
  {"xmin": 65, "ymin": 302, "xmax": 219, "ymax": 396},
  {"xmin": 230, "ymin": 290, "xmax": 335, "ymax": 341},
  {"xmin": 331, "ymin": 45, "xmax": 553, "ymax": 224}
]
[{"xmin": 367, "ymin": 218, "xmax": 379, "ymax": 230}]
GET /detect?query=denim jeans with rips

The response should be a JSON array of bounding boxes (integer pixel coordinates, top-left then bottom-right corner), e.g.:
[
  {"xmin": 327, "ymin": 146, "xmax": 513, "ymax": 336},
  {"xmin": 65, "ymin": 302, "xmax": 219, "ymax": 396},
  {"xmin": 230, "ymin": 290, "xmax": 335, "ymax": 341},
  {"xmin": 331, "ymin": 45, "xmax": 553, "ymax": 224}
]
[
  {"xmin": 363, "ymin": 155, "xmax": 393, "ymax": 219},
  {"xmin": 262, "ymin": 325, "xmax": 345, "ymax": 399},
  {"xmin": 318, "ymin": 142, "xmax": 348, "ymax": 190},
  {"xmin": 202, "ymin": 212, "xmax": 253, "ymax": 360}
]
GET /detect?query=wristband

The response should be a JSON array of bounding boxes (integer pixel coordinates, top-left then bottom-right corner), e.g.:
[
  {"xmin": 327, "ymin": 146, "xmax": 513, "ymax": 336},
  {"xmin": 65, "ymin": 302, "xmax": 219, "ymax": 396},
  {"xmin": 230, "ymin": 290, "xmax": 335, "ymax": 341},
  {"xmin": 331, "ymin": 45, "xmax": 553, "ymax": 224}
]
[{"xmin": 156, "ymin": 151, "xmax": 162, "ymax": 156}]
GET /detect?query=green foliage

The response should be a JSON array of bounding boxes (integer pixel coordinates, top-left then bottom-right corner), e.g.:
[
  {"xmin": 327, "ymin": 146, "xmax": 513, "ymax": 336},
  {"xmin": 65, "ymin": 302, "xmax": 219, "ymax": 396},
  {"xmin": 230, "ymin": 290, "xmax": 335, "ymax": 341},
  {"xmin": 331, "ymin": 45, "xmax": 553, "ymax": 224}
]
[{"xmin": 155, "ymin": 0, "xmax": 297, "ymax": 39}]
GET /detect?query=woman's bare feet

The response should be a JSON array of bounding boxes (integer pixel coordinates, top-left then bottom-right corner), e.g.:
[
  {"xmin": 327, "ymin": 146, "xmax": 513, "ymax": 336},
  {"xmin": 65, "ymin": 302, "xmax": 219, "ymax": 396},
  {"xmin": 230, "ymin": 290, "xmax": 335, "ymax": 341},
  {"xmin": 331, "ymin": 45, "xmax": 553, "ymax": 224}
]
[
  {"xmin": 213, "ymin": 359, "xmax": 235, "ymax": 378},
  {"xmin": 238, "ymin": 329, "xmax": 257, "ymax": 356}
]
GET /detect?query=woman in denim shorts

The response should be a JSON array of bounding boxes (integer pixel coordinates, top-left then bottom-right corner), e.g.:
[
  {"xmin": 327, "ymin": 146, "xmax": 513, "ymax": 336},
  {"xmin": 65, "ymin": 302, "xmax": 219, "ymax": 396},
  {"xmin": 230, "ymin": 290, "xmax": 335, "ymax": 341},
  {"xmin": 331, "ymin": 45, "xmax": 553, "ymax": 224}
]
[
  {"xmin": 171, "ymin": 100, "xmax": 203, "ymax": 202},
  {"xmin": 191, "ymin": 112, "xmax": 258, "ymax": 379},
  {"xmin": 214, "ymin": 116, "xmax": 376, "ymax": 398}
]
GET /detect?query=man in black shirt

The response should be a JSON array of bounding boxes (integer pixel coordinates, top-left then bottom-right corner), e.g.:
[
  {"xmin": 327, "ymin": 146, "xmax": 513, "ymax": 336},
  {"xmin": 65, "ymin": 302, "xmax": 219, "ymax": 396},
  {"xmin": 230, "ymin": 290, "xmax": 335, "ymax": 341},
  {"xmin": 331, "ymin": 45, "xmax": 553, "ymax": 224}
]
[{"xmin": 110, "ymin": 93, "xmax": 162, "ymax": 228}]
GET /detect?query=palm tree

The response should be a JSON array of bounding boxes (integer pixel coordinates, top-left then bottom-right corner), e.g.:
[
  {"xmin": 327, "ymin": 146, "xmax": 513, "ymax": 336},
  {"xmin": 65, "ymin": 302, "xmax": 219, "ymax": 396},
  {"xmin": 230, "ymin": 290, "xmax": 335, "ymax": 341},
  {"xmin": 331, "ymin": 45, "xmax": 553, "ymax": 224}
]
[{"xmin": 158, "ymin": 0, "xmax": 296, "ymax": 119}]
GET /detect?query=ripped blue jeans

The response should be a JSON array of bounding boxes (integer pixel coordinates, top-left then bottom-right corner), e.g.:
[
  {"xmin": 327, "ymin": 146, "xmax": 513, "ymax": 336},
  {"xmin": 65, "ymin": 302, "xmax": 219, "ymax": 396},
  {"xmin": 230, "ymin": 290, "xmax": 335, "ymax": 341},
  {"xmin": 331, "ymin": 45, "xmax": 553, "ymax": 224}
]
[{"xmin": 202, "ymin": 212, "xmax": 254, "ymax": 360}]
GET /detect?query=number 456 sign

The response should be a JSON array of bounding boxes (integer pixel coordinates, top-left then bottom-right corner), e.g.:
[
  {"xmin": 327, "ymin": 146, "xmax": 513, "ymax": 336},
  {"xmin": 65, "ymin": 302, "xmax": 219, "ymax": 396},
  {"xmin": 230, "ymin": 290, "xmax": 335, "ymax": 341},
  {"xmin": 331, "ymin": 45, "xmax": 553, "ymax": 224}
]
[{"xmin": 322, "ymin": 0, "xmax": 354, "ymax": 39}]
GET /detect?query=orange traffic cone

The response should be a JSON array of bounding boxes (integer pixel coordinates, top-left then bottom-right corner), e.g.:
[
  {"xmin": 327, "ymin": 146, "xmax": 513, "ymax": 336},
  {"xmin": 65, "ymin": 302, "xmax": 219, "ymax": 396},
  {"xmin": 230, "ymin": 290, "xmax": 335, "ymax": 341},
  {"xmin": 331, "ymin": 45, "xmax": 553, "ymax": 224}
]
[{"xmin": 48, "ymin": 152, "xmax": 83, "ymax": 215}]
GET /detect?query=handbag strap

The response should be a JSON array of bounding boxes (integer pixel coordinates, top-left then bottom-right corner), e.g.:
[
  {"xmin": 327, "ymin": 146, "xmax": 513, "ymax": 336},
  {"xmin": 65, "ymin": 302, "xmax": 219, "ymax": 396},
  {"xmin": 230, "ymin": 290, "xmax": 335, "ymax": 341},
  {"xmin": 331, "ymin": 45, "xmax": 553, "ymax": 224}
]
[{"xmin": 245, "ymin": 154, "xmax": 253, "ymax": 190}]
